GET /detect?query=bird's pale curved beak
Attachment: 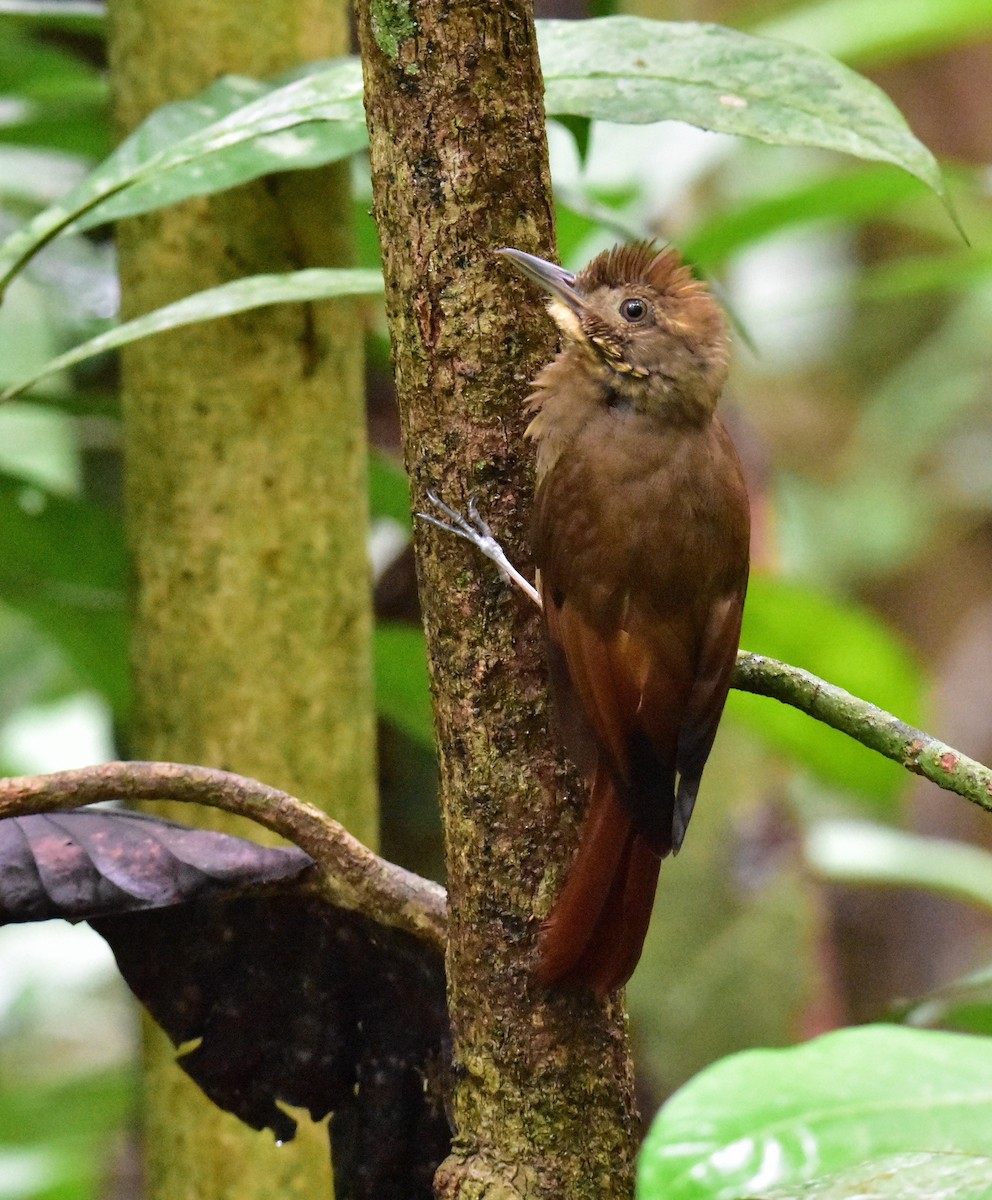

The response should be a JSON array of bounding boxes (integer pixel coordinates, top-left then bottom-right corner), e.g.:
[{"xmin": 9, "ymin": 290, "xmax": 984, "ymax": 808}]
[{"xmin": 497, "ymin": 248, "xmax": 584, "ymax": 315}]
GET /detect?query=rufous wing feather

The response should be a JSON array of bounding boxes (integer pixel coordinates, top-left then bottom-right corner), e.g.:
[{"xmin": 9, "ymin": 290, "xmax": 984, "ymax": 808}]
[
  {"xmin": 671, "ymin": 592, "xmax": 746, "ymax": 848},
  {"xmin": 537, "ymin": 586, "xmax": 705, "ymax": 992},
  {"xmin": 535, "ymin": 764, "xmax": 661, "ymax": 997}
]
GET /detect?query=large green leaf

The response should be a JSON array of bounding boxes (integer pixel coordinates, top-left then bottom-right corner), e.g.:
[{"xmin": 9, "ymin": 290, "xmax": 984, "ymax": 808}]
[
  {"xmin": 728, "ymin": 577, "xmax": 923, "ymax": 808},
  {"xmin": 0, "ymin": 268, "xmax": 384, "ymax": 402},
  {"xmin": 0, "ymin": 60, "xmax": 366, "ymax": 292},
  {"xmin": 754, "ymin": 1152, "xmax": 992, "ymax": 1200},
  {"xmin": 756, "ymin": 0, "xmax": 992, "ymax": 70},
  {"xmin": 538, "ymin": 18, "xmax": 951, "ymax": 212},
  {"xmin": 639, "ymin": 1027, "xmax": 992, "ymax": 1200},
  {"xmin": 0, "ymin": 473, "xmax": 129, "ymax": 716}
]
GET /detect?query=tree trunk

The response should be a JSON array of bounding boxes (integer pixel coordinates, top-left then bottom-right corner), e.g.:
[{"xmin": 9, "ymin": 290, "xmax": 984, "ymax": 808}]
[
  {"xmin": 106, "ymin": 1, "xmax": 376, "ymax": 1196},
  {"xmin": 356, "ymin": 3, "xmax": 640, "ymax": 1196}
]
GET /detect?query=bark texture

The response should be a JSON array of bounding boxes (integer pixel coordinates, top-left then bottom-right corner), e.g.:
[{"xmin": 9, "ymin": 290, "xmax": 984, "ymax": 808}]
[
  {"xmin": 106, "ymin": 1, "xmax": 375, "ymax": 1197},
  {"xmin": 356, "ymin": 4, "xmax": 640, "ymax": 1196}
]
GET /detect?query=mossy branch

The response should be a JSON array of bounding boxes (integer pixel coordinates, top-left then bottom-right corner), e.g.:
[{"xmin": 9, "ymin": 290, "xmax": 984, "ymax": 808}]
[
  {"xmin": 0, "ymin": 656, "xmax": 987, "ymax": 956},
  {"xmin": 0, "ymin": 760, "xmax": 445, "ymax": 949},
  {"xmin": 733, "ymin": 652, "xmax": 992, "ymax": 812}
]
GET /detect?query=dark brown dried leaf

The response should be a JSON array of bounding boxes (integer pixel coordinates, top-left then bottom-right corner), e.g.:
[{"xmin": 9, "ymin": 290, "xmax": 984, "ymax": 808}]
[
  {"xmin": 94, "ymin": 896, "xmax": 450, "ymax": 1199},
  {"xmin": 0, "ymin": 808, "xmax": 451, "ymax": 1199},
  {"xmin": 0, "ymin": 808, "xmax": 311, "ymax": 922}
]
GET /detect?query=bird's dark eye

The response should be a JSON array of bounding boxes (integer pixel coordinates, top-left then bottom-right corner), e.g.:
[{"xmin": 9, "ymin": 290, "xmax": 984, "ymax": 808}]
[{"xmin": 619, "ymin": 297, "xmax": 647, "ymax": 322}]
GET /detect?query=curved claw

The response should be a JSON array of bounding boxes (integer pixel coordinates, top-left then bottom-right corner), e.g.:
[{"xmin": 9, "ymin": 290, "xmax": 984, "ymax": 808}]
[{"xmin": 415, "ymin": 490, "xmax": 542, "ymax": 610}]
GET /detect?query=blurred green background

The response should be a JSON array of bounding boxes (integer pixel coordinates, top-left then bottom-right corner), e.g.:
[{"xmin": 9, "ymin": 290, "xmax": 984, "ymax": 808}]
[{"xmin": 3, "ymin": 0, "xmax": 992, "ymax": 1195}]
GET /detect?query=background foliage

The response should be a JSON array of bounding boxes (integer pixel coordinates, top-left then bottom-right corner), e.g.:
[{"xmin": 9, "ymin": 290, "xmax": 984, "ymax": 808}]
[{"xmin": 1, "ymin": 0, "xmax": 992, "ymax": 1197}]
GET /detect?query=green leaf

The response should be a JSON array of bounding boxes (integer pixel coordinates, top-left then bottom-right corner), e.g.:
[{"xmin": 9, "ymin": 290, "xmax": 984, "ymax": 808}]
[
  {"xmin": 0, "ymin": 59, "xmax": 366, "ymax": 291},
  {"xmin": 754, "ymin": 1152, "xmax": 992, "ymax": 1200},
  {"xmin": 553, "ymin": 114, "xmax": 593, "ymax": 165},
  {"xmin": 755, "ymin": 0, "xmax": 992, "ymax": 70},
  {"xmin": 0, "ymin": 22, "xmax": 108, "ymax": 158},
  {"xmin": 373, "ymin": 622, "xmax": 434, "ymax": 747},
  {"xmin": 728, "ymin": 577, "xmax": 923, "ymax": 808},
  {"xmin": 0, "ymin": 268, "xmax": 384, "ymax": 402},
  {"xmin": 806, "ymin": 820, "xmax": 992, "ymax": 910},
  {"xmin": 900, "ymin": 966, "xmax": 992, "ymax": 1037},
  {"xmin": 538, "ymin": 17, "xmax": 952, "ymax": 215},
  {"xmin": 681, "ymin": 165, "xmax": 927, "ymax": 270},
  {"xmin": 369, "ymin": 452, "xmax": 411, "ymax": 527},
  {"xmin": 639, "ymin": 1026, "xmax": 992, "ymax": 1200},
  {"xmin": 0, "ymin": 15, "xmax": 957, "ymax": 288},
  {"xmin": 0, "ymin": 473, "xmax": 129, "ymax": 715}
]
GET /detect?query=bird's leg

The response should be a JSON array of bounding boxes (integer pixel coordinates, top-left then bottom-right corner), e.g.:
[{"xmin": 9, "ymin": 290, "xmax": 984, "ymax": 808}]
[{"xmin": 417, "ymin": 491, "xmax": 542, "ymax": 609}]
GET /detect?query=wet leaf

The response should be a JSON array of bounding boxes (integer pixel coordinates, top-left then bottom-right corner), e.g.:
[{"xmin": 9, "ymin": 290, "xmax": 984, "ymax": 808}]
[
  {"xmin": 639, "ymin": 1027, "xmax": 992, "ymax": 1200},
  {"xmin": 538, "ymin": 18, "xmax": 953, "ymax": 221}
]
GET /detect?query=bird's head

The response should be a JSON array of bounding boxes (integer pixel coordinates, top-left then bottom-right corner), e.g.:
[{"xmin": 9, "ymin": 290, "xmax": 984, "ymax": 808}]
[{"xmin": 499, "ymin": 242, "xmax": 729, "ymax": 422}]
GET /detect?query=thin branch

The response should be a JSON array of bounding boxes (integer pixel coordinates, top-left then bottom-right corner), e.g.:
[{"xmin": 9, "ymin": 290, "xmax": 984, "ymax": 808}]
[
  {"xmin": 734, "ymin": 652, "xmax": 992, "ymax": 813},
  {"xmin": 0, "ymin": 760, "xmax": 446, "ymax": 950}
]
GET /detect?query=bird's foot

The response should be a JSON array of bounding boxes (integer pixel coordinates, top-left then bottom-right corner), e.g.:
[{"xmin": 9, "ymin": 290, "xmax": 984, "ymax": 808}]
[{"xmin": 417, "ymin": 491, "xmax": 542, "ymax": 609}]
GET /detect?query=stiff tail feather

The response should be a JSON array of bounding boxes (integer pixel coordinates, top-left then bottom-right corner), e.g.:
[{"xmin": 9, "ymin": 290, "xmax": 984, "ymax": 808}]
[{"xmin": 536, "ymin": 766, "xmax": 662, "ymax": 996}]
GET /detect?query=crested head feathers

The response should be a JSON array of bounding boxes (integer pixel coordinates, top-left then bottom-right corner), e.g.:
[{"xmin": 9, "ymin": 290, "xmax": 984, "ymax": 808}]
[{"xmin": 574, "ymin": 242, "xmax": 708, "ymax": 302}]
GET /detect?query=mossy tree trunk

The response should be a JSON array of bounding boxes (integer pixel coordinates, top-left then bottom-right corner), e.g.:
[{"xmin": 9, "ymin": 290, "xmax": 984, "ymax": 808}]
[
  {"xmin": 356, "ymin": 3, "xmax": 640, "ymax": 1196},
  {"xmin": 106, "ymin": 1, "xmax": 376, "ymax": 1197}
]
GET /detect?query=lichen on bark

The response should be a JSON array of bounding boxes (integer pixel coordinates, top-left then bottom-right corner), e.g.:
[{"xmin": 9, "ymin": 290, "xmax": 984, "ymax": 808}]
[{"xmin": 370, "ymin": 0, "xmax": 418, "ymax": 67}]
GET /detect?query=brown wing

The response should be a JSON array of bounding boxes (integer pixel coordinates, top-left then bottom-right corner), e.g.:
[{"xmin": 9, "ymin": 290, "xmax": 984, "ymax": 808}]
[
  {"xmin": 535, "ymin": 762, "xmax": 661, "ymax": 995},
  {"xmin": 542, "ymin": 579, "xmax": 700, "ymax": 857},
  {"xmin": 671, "ymin": 586, "xmax": 747, "ymax": 850},
  {"xmin": 535, "ymin": 427, "xmax": 749, "ymax": 854}
]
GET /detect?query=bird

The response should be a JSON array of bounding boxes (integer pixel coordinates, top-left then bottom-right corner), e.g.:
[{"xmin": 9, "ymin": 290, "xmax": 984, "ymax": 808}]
[{"xmin": 499, "ymin": 242, "xmax": 751, "ymax": 996}]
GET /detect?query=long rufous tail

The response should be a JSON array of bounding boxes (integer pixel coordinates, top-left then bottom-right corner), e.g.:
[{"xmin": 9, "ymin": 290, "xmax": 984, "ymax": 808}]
[{"xmin": 536, "ymin": 765, "xmax": 661, "ymax": 997}]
